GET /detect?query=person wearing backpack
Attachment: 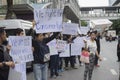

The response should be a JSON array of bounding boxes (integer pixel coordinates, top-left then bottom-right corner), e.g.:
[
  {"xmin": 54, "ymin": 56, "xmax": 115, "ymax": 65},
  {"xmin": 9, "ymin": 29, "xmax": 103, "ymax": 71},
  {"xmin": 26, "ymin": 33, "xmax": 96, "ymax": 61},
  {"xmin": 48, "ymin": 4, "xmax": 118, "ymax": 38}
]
[{"xmin": 0, "ymin": 28, "xmax": 15, "ymax": 80}]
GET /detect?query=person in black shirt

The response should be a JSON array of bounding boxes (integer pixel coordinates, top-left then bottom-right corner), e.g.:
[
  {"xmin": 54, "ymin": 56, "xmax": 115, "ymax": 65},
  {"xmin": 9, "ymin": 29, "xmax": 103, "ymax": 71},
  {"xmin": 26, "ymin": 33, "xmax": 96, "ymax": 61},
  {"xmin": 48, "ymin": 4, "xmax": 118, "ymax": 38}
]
[
  {"xmin": 117, "ymin": 42, "xmax": 120, "ymax": 62},
  {"xmin": 94, "ymin": 31, "xmax": 101, "ymax": 67},
  {"xmin": 32, "ymin": 32, "xmax": 59, "ymax": 80},
  {"xmin": 0, "ymin": 28, "xmax": 15, "ymax": 80}
]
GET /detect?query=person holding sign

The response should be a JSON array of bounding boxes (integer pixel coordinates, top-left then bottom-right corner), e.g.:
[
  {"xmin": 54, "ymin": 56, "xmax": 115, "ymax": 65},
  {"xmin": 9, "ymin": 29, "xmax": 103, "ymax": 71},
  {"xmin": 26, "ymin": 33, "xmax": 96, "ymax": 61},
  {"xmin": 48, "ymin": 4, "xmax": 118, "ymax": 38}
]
[
  {"xmin": 49, "ymin": 34, "xmax": 63, "ymax": 78},
  {"xmin": 14, "ymin": 28, "xmax": 24, "ymax": 36},
  {"xmin": 63, "ymin": 35, "xmax": 78, "ymax": 70},
  {"xmin": 32, "ymin": 32, "xmax": 59, "ymax": 80},
  {"xmin": 0, "ymin": 28, "xmax": 15, "ymax": 80},
  {"xmin": 28, "ymin": 21, "xmax": 60, "ymax": 80}
]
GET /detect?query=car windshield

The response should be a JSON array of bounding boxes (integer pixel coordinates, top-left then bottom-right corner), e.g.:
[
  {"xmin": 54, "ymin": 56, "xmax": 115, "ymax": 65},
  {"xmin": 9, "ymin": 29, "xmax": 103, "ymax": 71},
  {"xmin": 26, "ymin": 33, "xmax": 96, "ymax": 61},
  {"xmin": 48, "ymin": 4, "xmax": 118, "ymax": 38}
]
[{"xmin": 5, "ymin": 29, "xmax": 17, "ymax": 37}]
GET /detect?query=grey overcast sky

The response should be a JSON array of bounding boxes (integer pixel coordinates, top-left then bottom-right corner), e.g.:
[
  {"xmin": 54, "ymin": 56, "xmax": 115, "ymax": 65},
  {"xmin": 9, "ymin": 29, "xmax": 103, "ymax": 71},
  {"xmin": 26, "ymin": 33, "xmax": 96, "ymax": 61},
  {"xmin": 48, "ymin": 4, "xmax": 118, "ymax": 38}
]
[{"xmin": 78, "ymin": 0, "xmax": 109, "ymax": 7}]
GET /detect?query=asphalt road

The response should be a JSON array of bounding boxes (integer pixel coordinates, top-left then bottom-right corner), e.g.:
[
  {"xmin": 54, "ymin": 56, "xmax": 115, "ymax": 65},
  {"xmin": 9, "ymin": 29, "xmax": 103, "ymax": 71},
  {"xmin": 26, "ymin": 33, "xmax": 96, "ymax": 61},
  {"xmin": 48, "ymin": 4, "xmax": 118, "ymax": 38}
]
[{"xmin": 27, "ymin": 38, "xmax": 119, "ymax": 80}]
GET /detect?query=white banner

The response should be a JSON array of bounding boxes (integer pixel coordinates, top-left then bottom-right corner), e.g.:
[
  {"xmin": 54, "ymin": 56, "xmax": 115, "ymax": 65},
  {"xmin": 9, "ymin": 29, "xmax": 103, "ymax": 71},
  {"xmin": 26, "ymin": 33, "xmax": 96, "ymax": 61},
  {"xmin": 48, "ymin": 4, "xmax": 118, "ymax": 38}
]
[
  {"xmin": 59, "ymin": 44, "xmax": 70, "ymax": 57},
  {"xmin": 62, "ymin": 23, "xmax": 79, "ymax": 35},
  {"xmin": 34, "ymin": 9, "xmax": 63, "ymax": 33},
  {"xmin": 71, "ymin": 37, "xmax": 87, "ymax": 55},
  {"xmin": 56, "ymin": 40, "xmax": 67, "ymax": 52},
  {"xmin": 9, "ymin": 36, "xmax": 33, "ymax": 63},
  {"xmin": 80, "ymin": 27, "xmax": 90, "ymax": 35},
  {"xmin": 73, "ymin": 37, "xmax": 85, "ymax": 47},
  {"xmin": 71, "ymin": 43, "xmax": 82, "ymax": 56},
  {"xmin": 8, "ymin": 63, "xmax": 26, "ymax": 80},
  {"xmin": 47, "ymin": 39, "xmax": 58, "ymax": 55}
]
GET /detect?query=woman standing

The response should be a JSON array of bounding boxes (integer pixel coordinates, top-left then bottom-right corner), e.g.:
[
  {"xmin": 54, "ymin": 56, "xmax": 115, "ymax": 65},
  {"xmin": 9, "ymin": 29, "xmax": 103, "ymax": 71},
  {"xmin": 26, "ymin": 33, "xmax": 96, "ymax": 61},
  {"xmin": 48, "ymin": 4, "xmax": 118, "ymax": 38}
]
[{"xmin": 84, "ymin": 32, "xmax": 101, "ymax": 80}]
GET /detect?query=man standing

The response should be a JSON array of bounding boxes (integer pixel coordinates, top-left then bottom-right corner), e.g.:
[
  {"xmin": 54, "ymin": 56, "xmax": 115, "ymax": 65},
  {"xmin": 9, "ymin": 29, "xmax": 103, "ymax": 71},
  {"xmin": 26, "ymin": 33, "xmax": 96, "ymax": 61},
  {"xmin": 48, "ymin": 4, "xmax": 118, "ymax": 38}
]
[
  {"xmin": 0, "ymin": 28, "xmax": 15, "ymax": 80},
  {"xmin": 94, "ymin": 31, "xmax": 101, "ymax": 67}
]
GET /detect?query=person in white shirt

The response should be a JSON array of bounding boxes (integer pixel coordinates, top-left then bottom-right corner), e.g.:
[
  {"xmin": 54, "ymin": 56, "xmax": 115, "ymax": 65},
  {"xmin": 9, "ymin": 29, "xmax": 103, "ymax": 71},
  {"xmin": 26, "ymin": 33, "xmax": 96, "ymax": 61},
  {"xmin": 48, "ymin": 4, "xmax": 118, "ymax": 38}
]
[{"xmin": 84, "ymin": 32, "xmax": 101, "ymax": 80}]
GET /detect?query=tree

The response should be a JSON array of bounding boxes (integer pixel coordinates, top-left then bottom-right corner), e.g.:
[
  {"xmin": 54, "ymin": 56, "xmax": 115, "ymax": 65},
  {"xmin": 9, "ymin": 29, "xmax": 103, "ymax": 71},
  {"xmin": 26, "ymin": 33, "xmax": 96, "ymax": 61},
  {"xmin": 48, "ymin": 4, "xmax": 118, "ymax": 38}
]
[
  {"xmin": 5, "ymin": 0, "xmax": 16, "ymax": 19},
  {"xmin": 111, "ymin": 19, "xmax": 120, "ymax": 34},
  {"xmin": 80, "ymin": 20, "xmax": 88, "ymax": 26}
]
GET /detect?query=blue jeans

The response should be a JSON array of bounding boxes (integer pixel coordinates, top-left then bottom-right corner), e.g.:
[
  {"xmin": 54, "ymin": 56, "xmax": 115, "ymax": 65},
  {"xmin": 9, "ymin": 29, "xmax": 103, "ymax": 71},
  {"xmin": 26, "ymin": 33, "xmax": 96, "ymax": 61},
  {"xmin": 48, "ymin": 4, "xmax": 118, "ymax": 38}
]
[{"xmin": 33, "ymin": 63, "xmax": 48, "ymax": 80}]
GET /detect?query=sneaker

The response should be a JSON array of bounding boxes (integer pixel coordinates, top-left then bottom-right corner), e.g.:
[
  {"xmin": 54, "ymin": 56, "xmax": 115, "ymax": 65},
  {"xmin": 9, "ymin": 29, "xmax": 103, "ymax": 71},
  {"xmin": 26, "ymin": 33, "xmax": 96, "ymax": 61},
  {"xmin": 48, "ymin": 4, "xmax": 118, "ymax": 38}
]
[
  {"xmin": 65, "ymin": 67, "xmax": 69, "ymax": 70},
  {"xmin": 61, "ymin": 69, "xmax": 64, "ymax": 72},
  {"xmin": 72, "ymin": 67, "xmax": 78, "ymax": 69},
  {"xmin": 80, "ymin": 63, "xmax": 84, "ymax": 66},
  {"xmin": 58, "ymin": 69, "xmax": 64, "ymax": 72}
]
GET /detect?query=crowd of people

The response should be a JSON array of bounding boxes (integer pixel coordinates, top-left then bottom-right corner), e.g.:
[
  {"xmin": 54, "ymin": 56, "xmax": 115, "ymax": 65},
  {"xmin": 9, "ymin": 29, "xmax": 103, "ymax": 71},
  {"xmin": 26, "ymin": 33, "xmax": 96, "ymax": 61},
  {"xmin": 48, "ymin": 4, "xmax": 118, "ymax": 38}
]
[{"xmin": 0, "ymin": 21, "xmax": 106, "ymax": 80}]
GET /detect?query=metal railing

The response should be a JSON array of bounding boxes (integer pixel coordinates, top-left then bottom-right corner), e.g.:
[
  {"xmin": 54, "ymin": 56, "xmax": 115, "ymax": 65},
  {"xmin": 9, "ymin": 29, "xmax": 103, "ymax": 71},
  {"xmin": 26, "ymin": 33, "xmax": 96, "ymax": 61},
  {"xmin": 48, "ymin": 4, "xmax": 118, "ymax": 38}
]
[
  {"xmin": 80, "ymin": 13, "xmax": 120, "ymax": 20},
  {"xmin": 12, "ymin": 0, "xmax": 52, "ymax": 5},
  {"xmin": 80, "ymin": 13, "xmax": 120, "ymax": 17},
  {"xmin": 13, "ymin": 0, "xmax": 34, "ymax": 5}
]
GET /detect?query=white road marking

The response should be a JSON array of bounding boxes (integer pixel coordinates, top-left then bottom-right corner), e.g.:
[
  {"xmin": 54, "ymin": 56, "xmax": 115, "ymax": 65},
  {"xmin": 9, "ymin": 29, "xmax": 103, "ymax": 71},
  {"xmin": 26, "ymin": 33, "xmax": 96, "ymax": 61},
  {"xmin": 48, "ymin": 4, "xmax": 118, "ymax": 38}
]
[
  {"xmin": 103, "ymin": 57, "xmax": 107, "ymax": 61},
  {"xmin": 110, "ymin": 69, "xmax": 117, "ymax": 75}
]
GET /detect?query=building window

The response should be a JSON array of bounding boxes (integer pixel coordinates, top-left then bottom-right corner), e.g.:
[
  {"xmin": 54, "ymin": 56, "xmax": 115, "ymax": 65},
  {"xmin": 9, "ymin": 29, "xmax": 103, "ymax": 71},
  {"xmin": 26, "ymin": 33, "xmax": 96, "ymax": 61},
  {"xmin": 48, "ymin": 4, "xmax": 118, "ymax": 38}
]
[{"xmin": 0, "ymin": 0, "xmax": 7, "ymax": 6}]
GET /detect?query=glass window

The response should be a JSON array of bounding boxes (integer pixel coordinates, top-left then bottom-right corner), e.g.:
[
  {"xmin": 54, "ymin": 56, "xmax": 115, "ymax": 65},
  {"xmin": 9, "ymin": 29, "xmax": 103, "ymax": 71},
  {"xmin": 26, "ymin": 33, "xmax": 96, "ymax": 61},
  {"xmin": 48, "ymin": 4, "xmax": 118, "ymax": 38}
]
[{"xmin": 5, "ymin": 29, "xmax": 17, "ymax": 37}]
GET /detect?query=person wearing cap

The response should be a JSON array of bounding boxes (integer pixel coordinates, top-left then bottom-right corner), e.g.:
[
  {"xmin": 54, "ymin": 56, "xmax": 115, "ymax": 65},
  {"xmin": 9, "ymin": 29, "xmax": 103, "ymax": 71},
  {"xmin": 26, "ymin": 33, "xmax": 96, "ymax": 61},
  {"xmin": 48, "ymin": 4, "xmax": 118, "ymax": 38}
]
[{"xmin": 0, "ymin": 28, "xmax": 15, "ymax": 80}]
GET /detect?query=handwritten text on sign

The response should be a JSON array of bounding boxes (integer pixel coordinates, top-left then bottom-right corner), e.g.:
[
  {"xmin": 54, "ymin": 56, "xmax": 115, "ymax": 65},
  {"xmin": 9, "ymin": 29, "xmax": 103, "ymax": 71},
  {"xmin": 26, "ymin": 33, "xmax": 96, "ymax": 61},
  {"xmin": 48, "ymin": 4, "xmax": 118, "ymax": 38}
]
[
  {"xmin": 34, "ymin": 9, "xmax": 63, "ymax": 33},
  {"xmin": 9, "ymin": 36, "xmax": 33, "ymax": 63},
  {"xmin": 47, "ymin": 39, "xmax": 58, "ymax": 56},
  {"xmin": 59, "ymin": 44, "xmax": 70, "ymax": 57},
  {"xmin": 56, "ymin": 40, "xmax": 67, "ymax": 52},
  {"xmin": 62, "ymin": 23, "xmax": 79, "ymax": 35}
]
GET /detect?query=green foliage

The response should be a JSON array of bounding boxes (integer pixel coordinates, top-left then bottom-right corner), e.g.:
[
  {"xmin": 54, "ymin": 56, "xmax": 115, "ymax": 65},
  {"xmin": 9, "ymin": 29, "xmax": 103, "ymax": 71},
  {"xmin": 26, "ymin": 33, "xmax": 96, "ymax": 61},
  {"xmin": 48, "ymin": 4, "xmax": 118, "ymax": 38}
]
[
  {"xmin": 81, "ymin": 20, "xmax": 88, "ymax": 26},
  {"xmin": 111, "ymin": 19, "xmax": 120, "ymax": 34}
]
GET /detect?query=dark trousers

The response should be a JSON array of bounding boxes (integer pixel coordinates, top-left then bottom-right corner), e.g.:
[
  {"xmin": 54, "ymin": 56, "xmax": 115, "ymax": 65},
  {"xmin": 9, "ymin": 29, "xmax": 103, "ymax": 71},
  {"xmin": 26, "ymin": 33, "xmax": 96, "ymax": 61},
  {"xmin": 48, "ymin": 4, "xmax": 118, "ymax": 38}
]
[
  {"xmin": 94, "ymin": 50, "xmax": 100, "ymax": 65},
  {"xmin": 64, "ymin": 56, "xmax": 75, "ymax": 68},
  {"xmin": 78, "ymin": 55, "xmax": 81, "ymax": 64},
  {"xmin": 84, "ymin": 55, "xmax": 95, "ymax": 80},
  {"xmin": 117, "ymin": 52, "xmax": 120, "ymax": 61},
  {"xmin": 50, "ymin": 55, "xmax": 59, "ymax": 76},
  {"xmin": 58, "ymin": 57, "xmax": 63, "ymax": 70},
  {"xmin": 0, "ymin": 68, "xmax": 9, "ymax": 80}
]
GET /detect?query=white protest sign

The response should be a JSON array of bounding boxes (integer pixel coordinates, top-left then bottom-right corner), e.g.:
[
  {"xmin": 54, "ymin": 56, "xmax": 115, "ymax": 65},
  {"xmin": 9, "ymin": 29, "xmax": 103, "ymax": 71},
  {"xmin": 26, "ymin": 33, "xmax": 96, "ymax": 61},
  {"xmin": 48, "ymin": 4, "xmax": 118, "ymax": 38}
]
[
  {"xmin": 73, "ymin": 37, "xmax": 85, "ymax": 47},
  {"xmin": 62, "ymin": 23, "xmax": 79, "ymax": 35},
  {"xmin": 47, "ymin": 39, "xmax": 58, "ymax": 55},
  {"xmin": 59, "ymin": 44, "xmax": 70, "ymax": 57},
  {"xmin": 80, "ymin": 27, "xmax": 90, "ymax": 35},
  {"xmin": 34, "ymin": 9, "xmax": 63, "ymax": 33},
  {"xmin": 8, "ymin": 63, "xmax": 26, "ymax": 80},
  {"xmin": 72, "ymin": 37, "xmax": 87, "ymax": 55},
  {"xmin": 9, "ymin": 36, "xmax": 33, "ymax": 63},
  {"xmin": 71, "ymin": 43, "xmax": 82, "ymax": 56},
  {"xmin": 56, "ymin": 40, "xmax": 67, "ymax": 52},
  {"xmin": 8, "ymin": 68, "xmax": 22, "ymax": 80}
]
